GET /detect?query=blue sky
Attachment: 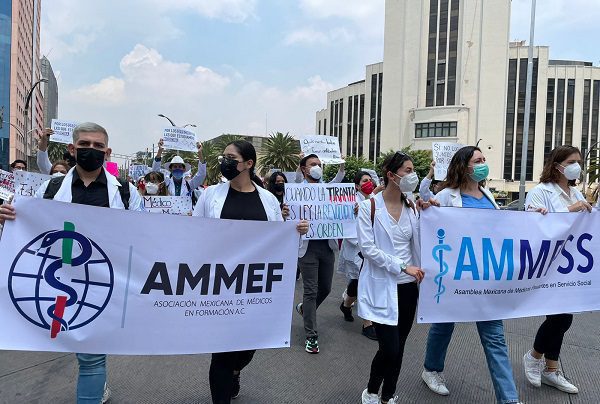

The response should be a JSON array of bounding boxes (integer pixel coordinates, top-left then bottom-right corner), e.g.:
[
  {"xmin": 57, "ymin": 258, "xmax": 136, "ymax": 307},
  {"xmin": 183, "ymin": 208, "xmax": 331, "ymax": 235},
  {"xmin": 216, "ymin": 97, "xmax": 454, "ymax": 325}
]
[{"xmin": 40, "ymin": 0, "xmax": 600, "ymax": 158}]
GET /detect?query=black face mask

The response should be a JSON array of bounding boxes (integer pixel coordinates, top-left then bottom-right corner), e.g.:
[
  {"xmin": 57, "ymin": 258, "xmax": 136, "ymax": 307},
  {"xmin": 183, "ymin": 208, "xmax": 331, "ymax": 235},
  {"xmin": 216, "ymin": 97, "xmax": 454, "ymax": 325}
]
[
  {"xmin": 76, "ymin": 148, "xmax": 105, "ymax": 172},
  {"xmin": 273, "ymin": 183, "xmax": 285, "ymax": 193},
  {"xmin": 220, "ymin": 157, "xmax": 243, "ymax": 181}
]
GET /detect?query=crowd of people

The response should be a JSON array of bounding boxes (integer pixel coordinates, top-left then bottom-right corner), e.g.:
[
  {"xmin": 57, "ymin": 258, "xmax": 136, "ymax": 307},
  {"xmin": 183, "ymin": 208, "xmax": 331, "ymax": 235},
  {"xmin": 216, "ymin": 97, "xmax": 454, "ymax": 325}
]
[{"xmin": 0, "ymin": 122, "xmax": 596, "ymax": 404}]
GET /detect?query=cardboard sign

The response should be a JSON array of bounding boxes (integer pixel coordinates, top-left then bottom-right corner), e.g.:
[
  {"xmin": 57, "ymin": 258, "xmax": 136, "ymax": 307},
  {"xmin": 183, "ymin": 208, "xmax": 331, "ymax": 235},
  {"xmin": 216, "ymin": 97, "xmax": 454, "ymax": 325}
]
[
  {"xmin": 162, "ymin": 127, "xmax": 197, "ymax": 153},
  {"xmin": 0, "ymin": 169, "xmax": 15, "ymax": 200},
  {"xmin": 432, "ymin": 142, "xmax": 464, "ymax": 181},
  {"xmin": 50, "ymin": 119, "xmax": 79, "ymax": 145},
  {"xmin": 128, "ymin": 165, "xmax": 150, "ymax": 180},
  {"xmin": 301, "ymin": 135, "xmax": 344, "ymax": 164},
  {"xmin": 143, "ymin": 196, "xmax": 192, "ymax": 216},
  {"xmin": 12, "ymin": 171, "xmax": 51, "ymax": 200}
]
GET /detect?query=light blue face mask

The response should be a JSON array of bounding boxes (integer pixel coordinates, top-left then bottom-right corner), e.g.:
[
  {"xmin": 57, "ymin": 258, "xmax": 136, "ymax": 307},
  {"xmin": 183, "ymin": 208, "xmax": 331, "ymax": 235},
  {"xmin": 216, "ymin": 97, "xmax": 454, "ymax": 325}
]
[
  {"xmin": 469, "ymin": 163, "xmax": 489, "ymax": 182},
  {"xmin": 172, "ymin": 169, "xmax": 184, "ymax": 180}
]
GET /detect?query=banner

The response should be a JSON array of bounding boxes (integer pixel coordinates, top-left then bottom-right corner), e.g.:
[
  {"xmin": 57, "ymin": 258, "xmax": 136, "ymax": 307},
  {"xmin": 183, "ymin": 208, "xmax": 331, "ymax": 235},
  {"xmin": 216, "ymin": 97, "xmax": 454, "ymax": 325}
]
[
  {"xmin": 301, "ymin": 135, "xmax": 344, "ymax": 164},
  {"xmin": 284, "ymin": 183, "xmax": 356, "ymax": 239},
  {"xmin": 162, "ymin": 127, "xmax": 197, "ymax": 153},
  {"xmin": 143, "ymin": 196, "xmax": 192, "ymax": 215},
  {"xmin": 50, "ymin": 119, "xmax": 79, "ymax": 144},
  {"xmin": 0, "ymin": 169, "xmax": 15, "ymax": 200},
  {"xmin": 13, "ymin": 171, "xmax": 51, "ymax": 200},
  {"xmin": 432, "ymin": 142, "xmax": 464, "ymax": 180},
  {"xmin": 0, "ymin": 198, "xmax": 299, "ymax": 354},
  {"xmin": 128, "ymin": 165, "xmax": 150, "ymax": 180},
  {"xmin": 417, "ymin": 207, "xmax": 600, "ymax": 323}
]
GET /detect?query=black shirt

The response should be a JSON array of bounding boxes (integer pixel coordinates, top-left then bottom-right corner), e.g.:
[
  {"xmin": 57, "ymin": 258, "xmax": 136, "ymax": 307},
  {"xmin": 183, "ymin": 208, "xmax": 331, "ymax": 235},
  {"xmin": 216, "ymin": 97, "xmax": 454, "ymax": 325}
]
[
  {"xmin": 220, "ymin": 186, "xmax": 267, "ymax": 221},
  {"xmin": 71, "ymin": 169, "xmax": 110, "ymax": 208}
]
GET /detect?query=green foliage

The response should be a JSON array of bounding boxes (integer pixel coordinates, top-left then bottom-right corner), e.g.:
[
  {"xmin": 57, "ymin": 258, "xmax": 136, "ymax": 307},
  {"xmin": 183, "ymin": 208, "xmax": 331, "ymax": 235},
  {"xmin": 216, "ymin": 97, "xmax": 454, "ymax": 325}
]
[
  {"xmin": 203, "ymin": 134, "xmax": 245, "ymax": 184},
  {"xmin": 376, "ymin": 147, "xmax": 432, "ymax": 181},
  {"xmin": 323, "ymin": 156, "xmax": 377, "ymax": 183},
  {"xmin": 47, "ymin": 142, "xmax": 68, "ymax": 163},
  {"xmin": 258, "ymin": 132, "xmax": 301, "ymax": 174}
]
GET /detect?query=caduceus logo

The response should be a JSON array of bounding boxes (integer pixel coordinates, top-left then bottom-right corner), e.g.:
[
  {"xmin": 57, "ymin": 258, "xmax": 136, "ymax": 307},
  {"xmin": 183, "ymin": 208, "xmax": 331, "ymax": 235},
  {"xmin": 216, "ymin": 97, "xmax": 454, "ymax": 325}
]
[
  {"xmin": 432, "ymin": 229, "xmax": 451, "ymax": 303},
  {"xmin": 8, "ymin": 222, "xmax": 114, "ymax": 339}
]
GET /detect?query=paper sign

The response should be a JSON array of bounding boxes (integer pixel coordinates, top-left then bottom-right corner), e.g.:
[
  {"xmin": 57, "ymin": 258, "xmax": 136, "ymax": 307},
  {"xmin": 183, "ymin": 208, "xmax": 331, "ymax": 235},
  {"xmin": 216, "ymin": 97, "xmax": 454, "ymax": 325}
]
[
  {"xmin": 432, "ymin": 142, "xmax": 464, "ymax": 180},
  {"xmin": 13, "ymin": 171, "xmax": 51, "ymax": 200},
  {"xmin": 360, "ymin": 168, "xmax": 380, "ymax": 186},
  {"xmin": 0, "ymin": 169, "xmax": 15, "ymax": 200},
  {"xmin": 301, "ymin": 135, "xmax": 344, "ymax": 164},
  {"xmin": 162, "ymin": 127, "xmax": 197, "ymax": 153},
  {"xmin": 143, "ymin": 196, "xmax": 192, "ymax": 216},
  {"xmin": 105, "ymin": 162, "xmax": 119, "ymax": 177},
  {"xmin": 128, "ymin": 165, "xmax": 150, "ymax": 180},
  {"xmin": 50, "ymin": 119, "xmax": 79, "ymax": 145},
  {"xmin": 284, "ymin": 183, "xmax": 356, "ymax": 239}
]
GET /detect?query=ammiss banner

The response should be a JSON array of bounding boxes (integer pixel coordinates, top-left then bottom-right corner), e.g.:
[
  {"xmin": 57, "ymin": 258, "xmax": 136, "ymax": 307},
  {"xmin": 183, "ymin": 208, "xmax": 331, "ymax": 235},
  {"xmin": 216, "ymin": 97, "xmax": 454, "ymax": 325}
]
[
  {"xmin": 0, "ymin": 198, "xmax": 299, "ymax": 354},
  {"xmin": 417, "ymin": 207, "xmax": 600, "ymax": 323}
]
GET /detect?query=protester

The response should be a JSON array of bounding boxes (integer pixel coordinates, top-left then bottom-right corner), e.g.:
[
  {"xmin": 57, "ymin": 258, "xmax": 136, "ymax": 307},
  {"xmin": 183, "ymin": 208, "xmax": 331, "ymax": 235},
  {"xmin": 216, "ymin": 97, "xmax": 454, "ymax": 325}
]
[
  {"xmin": 521, "ymin": 145, "xmax": 591, "ymax": 394},
  {"xmin": 50, "ymin": 160, "xmax": 69, "ymax": 176},
  {"xmin": 38, "ymin": 129, "xmax": 78, "ymax": 175},
  {"xmin": 193, "ymin": 140, "xmax": 308, "ymax": 404},
  {"xmin": 141, "ymin": 171, "xmax": 168, "ymax": 196},
  {"xmin": 420, "ymin": 146, "xmax": 523, "ymax": 404},
  {"xmin": 338, "ymin": 170, "xmax": 378, "ymax": 340},
  {"xmin": 152, "ymin": 138, "xmax": 206, "ymax": 197},
  {"xmin": 359, "ymin": 152, "xmax": 425, "ymax": 404},
  {"xmin": 295, "ymin": 153, "xmax": 345, "ymax": 354},
  {"xmin": 266, "ymin": 171, "xmax": 290, "ymax": 219},
  {"xmin": 9, "ymin": 159, "xmax": 27, "ymax": 172},
  {"xmin": 419, "ymin": 161, "xmax": 442, "ymax": 201},
  {"xmin": 1, "ymin": 122, "xmax": 143, "ymax": 404}
]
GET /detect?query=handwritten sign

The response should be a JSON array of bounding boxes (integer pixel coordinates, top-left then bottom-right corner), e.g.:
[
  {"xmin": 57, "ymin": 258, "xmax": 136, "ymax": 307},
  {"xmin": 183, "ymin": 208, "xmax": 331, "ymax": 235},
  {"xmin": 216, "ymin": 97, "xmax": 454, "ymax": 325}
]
[
  {"xmin": 301, "ymin": 135, "xmax": 344, "ymax": 164},
  {"xmin": 284, "ymin": 183, "xmax": 356, "ymax": 239},
  {"xmin": 432, "ymin": 142, "xmax": 464, "ymax": 180},
  {"xmin": 162, "ymin": 127, "xmax": 197, "ymax": 153},
  {"xmin": 0, "ymin": 169, "xmax": 15, "ymax": 200},
  {"xmin": 143, "ymin": 196, "xmax": 192, "ymax": 215},
  {"xmin": 13, "ymin": 171, "xmax": 51, "ymax": 200},
  {"xmin": 50, "ymin": 119, "xmax": 79, "ymax": 144},
  {"xmin": 128, "ymin": 165, "xmax": 150, "ymax": 180}
]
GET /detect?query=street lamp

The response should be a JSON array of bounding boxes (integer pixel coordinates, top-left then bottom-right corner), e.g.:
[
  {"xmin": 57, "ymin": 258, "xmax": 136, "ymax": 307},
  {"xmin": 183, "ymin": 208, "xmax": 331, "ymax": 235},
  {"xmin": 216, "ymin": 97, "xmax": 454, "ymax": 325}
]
[
  {"xmin": 183, "ymin": 124, "xmax": 197, "ymax": 128},
  {"xmin": 23, "ymin": 78, "xmax": 48, "ymax": 164},
  {"xmin": 158, "ymin": 114, "xmax": 177, "ymax": 127}
]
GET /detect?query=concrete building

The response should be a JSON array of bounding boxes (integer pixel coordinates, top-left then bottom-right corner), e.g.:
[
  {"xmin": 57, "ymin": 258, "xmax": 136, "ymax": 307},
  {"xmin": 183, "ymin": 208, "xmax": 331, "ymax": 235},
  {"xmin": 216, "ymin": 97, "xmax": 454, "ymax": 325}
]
[
  {"xmin": 0, "ymin": 0, "xmax": 44, "ymax": 171},
  {"xmin": 315, "ymin": 0, "xmax": 600, "ymax": 196},
  {"xmin": 40, "ymin": 56, "xmax": 58, "ymax": 128}
]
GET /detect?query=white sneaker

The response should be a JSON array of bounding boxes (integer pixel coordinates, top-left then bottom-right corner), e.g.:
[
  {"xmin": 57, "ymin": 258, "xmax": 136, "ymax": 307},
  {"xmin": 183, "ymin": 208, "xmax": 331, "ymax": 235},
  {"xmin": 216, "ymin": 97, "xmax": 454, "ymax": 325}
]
[
  {"xmin": 541, "ymin": 370, "xmax": 579, "ymax": 394},
  {"xmin": 101, "ymin": 382, "xmax": 111, "ymax": 403},
  {"xmin": 384, "ymin": 396, "xmax": 399, "ymax": 404},
  {"xmin": 523, "ymin": 350, "xmax": 544, "ymax": 387},
  {"xmin": 421, "ymin": 370, "xmax": 450, "ymax": 395},
  {"xmin": 361, "ymin": 388, "xmax": 380, "ymax": 404}
]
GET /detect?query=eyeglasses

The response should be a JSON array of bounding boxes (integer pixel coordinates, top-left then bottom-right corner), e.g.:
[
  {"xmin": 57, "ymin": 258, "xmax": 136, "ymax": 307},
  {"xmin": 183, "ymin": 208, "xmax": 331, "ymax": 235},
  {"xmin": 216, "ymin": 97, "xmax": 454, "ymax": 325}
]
[{"xmin": 218, "ymin": 155, "xmax": 242, "ymax": 163}]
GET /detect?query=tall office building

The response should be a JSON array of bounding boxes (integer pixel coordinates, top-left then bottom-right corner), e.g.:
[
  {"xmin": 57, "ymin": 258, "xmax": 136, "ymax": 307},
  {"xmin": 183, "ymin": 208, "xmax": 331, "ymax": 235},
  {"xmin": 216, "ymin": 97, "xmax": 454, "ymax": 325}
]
[
  {"xmin": 0, "ymin": 0, "xmax": 43, "ymax": 170},
  {"xmin": 41, "ymin": 55, "xmax": 58, "ymax": 128}
]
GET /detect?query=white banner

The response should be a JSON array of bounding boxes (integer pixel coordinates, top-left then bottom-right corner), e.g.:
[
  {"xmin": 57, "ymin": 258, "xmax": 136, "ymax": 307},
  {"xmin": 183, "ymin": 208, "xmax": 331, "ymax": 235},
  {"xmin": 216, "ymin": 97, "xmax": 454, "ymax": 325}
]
[
  {"xmin": 143, "ymin": 196, "xmax": 192, "ymax": 215},
  {"xmin": 0, "ymin": 198, "xmax": 299, "ymax": 354},
  {"xmin": 284, "ymin": 183, "xmax": 356, "ymax": 240},
  {"xmin": 417, "ymin": 207, "xmax": 600, "ymax": 323},
  {"xmin": 13, "ymin": 171, "xmax": 51, "ymax": 200},
  {"xmin": 0, "ymin": 169, "xmax": 15, "ymax": 200},
  {"xmin": 301, "ymin": 135, "xmax": 344, "ymax": 164},
  {"xmin": 162, "ymin": 127, "xmax": 197, "ymax": 153},
  {"xmin": 432, "ymin": 142, "xmax": 464, "ymax": 181},
  {"xmin": 50, "ymin": 119, "xmax": 79, "ymax": 144}
]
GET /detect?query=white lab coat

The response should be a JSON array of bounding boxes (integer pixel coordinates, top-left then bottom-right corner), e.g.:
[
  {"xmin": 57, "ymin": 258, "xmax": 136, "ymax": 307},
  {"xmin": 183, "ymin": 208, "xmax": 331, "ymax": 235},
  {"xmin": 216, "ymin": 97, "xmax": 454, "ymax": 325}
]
[
  {"xmin": 433, "ymin": 186, "xmax": 499, "ymax": 209},
  {"xmin": 152, "ymin": 159, "xmax": 207, "ymax": 197},
  {"xmin": 525, "ymin": 182, "xmax": 585, "ymax": 212},
  {"xmin": 337, "ymin": 192, "xmax": 366, "ymax": 280},
  {"xmin": 37, "ymin": 150, "xmax": 52, "ymax": 175},
  {"xmin": 356, "ymin": 192, "xmax": 421, "ymax": 325},
  {"xmin": 419, "ymin": 177, "xmax": 433, "ymax": 202},
  {"xmin": 35, "ymin": 167, "xmax": 143, "ymax": 211}
]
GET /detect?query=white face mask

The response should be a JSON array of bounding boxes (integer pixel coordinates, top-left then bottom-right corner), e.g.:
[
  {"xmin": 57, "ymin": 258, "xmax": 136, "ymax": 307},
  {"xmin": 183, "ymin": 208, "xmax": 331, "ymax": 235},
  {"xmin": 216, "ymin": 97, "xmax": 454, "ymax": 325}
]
[
  {"xmin": 145, "ymin": 183, "xmax": 160, "ymax": 195},
  {"xmin": 394, "ymin": 172, "xmax": 419, "ymax": 193},
  {"xmin": 560, "ymin": 163, "xmax": 581, "ymax": 181},
  {"xmin": 309, "ymin": 165, "xmax": 323, "ymax": 181},
  {"xmin": 51, "ymin": 172, "xmax": 66, "ymax": 178}
]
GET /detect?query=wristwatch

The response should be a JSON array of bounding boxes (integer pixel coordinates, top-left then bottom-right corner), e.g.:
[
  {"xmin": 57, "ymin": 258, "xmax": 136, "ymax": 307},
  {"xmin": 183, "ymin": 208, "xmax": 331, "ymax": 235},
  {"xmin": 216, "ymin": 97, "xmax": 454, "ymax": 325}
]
[{"xmin": 400, "ymin": 262, "xmax": 408, "ymax": 273}]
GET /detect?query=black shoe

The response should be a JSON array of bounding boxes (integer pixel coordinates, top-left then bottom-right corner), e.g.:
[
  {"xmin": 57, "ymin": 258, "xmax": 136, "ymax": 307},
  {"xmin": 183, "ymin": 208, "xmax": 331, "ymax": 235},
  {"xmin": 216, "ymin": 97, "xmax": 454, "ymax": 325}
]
[
  {"xmin": 362, "ymin": 325, "xmax": 377, "ymax": 340},
  {"xmin": 339, "ymin": 302, "xmax": 354, "ymax": 322},
  {"xmin": 232, "ymin": 373, "xmax": 240, "ymax": 399}
]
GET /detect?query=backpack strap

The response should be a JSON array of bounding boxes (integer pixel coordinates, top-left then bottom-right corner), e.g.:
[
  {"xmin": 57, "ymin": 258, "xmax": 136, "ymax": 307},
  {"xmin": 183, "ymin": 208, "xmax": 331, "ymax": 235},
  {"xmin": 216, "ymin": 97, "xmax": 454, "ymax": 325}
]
[
  {"xmin": 117, "ymin": 179, "xmax": 130, "ymax": 210},
  {"xmin": 43, "ymin": 176, "xmax": 66, "ymax": 200},
  {"xmin": 370, "ymin": 197, "xmax": 375, "ymax": 226}
]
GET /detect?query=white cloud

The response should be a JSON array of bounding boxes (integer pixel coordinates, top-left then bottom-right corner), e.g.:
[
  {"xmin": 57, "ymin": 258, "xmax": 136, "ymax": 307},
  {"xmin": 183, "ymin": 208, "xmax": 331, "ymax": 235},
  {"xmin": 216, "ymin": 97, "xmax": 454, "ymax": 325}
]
[
  {"xmin": 72, "ymin": 77, "xmax": 126, "ymax": 104},
  {"xmin": 284, "ymin": 27, "xmax": 353, "ymax": 46},
  {"xmin": 298, "ymin": 0, "xmax": 384, "ymax": 22},
  {"xmin": 147, "ymin": 0, "xmax": 257, "ymax": 23}
]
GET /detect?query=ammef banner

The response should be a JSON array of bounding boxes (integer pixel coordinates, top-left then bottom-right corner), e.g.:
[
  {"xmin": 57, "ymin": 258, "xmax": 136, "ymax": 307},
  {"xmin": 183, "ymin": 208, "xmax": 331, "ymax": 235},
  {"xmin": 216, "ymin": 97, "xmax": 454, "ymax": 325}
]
[
  {"xmin": 0, "ymin": 198, "xmax": 299, "ymax": 354},
  {"xmin": 417, "ymin": 207, "xmax": 600, "ymax": 323}
]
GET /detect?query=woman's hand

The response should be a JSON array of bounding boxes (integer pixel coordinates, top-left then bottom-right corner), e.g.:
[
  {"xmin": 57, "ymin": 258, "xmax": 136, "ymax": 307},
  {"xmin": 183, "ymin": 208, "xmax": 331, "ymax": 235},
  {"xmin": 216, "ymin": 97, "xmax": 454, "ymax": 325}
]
[
  {"xmin": 296, "ymin": 220, "xmax": 309, "ymax": 235},
  {"xmin": 417, "ymin": 198, "xmax": 440, "ymax": 211},
  {"xmin": 568, "ymin": 200, "xmax": 593, "ymax": 213},
  {"xmin": 0, "ymin": 203, "xmax": 16, "ymax": 225},
  {"xmin": 427, "ymin": 161, "xmax": 435, "ymax": 179},
  {"xmin": 405, "ymin": 265, "xmax": 425, "ymax": 283},
  {"xmin": 533, "ymin": 207, "xmax": 548, "ymax": 215}
]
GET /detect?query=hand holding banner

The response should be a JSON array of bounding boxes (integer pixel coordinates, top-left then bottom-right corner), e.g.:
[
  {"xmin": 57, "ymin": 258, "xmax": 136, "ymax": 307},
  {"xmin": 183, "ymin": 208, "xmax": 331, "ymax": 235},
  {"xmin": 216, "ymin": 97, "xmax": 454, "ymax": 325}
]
[
  {"xmin": 432, "ymin": 142, "xmax": 464, "ymax": 181},
  {"xmin": 50, "ymin": 119, "xmax": 79, "ymax": 145},
  {"xmin": 301, "ymin": 135, "xmax": 345, "ymax": 164},
  {"xmin": 162, "ymin": 127, "xmax": 197, "ymax": 153}
]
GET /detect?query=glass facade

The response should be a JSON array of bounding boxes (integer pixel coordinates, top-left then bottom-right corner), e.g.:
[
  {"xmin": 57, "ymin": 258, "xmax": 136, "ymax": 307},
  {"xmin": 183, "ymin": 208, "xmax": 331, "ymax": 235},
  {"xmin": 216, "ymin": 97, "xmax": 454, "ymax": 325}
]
[
  {"xmin": 353, "ymin": 95, "xmax": 359, "ymax": 156},
  {"xmin": 346, "ymin": 96, "xmax": 352, "ymax": 156},
  {"xmin": 591, "ymin": 81, "xmax": 600, "ymax": 165},
  {"xmin": 0, "ymin": 2, "xmax": 11, "ymax": 170},
  {"xmin": 514, "ymin": 59, "xmax": 538, "ymax": 181},
  {"xmin": 581, "ymin": 79, "xmax": 591, "ymax": 158},
  {"xmin": 503, "ymin": 59, "xmax": 517, "ymax": 180},
  {"xmin": 415, "ymin": 122, "xmax": 457, "ymax": 138},
  {"xmin": 565, "ymin": 79, "xmax": 575, "ymax": 146},
  {"xmin": 544, "ymin": 79, "xmax": 555, "ymax": 157},
  {"xmin": 376, "ymin": 72, "xmax": 382, "ymax": 158},
  {"xmin": 426, "ymin": 0, "xmax": 438, "ymax": 107},
  {"xmin": 554, "ymin": 79, "xmax": 565, "ymax": 148},
  {"xmin": 359, "ymin": 94, "xmax": 365, "ymax": 157},
  {"xmin": 369, "ymin": 74, "xmax": 377, "ymax": 160}
]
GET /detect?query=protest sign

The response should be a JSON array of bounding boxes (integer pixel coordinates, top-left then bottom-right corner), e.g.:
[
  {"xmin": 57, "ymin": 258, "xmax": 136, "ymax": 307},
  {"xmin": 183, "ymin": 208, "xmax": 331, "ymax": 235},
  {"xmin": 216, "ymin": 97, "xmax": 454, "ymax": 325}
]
[
  {"xmin": 162, "ymin": 127, "xmax": 197, "ymax": 153},
  {"xmin": 0, "ymin": 169, "xmax": 15, "ymax": 200},
  {"xmin": 13, "ymin": 171, "xmax": 51, "ymax": 199},
  {"xmin": 284, "ymin": 183, "xmax": 356, "ymax": 239},
  {"xmin": 417, "ymin": 207, "xmax": 600, "ymax": 323},
  {"xmin": 128, "ymin": 165, "xmax": 150, "ymax": 180},
  {"xmin": 105, "ymin": 162, "xmax": 119, "ymax": 177},
  {"xmin": 301, "ymin": 135, "xmax": 344, "ymax": 164},
  {"xmin": 0, "ymin": 198, "xmax": 299, "ymax": 354},
  {"xmin": 143, "ymin": 196, "xmax": 192, "ymax": 215},
  {"xmin": 50, "ymin": 119, "xmax": 79, "ymax": 144},
  {"xmin": 432, "ymin": 142, "xmax": 464, "ymax": 180}
]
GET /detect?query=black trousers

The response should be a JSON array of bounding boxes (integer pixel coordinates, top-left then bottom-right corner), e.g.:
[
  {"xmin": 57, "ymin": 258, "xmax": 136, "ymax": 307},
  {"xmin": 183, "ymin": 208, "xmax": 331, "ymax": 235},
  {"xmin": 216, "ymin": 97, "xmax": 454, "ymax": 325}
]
[
  {"xmin": 347, "ymin": 278, "xmax": 359, "ymax": 298},
  {"xmin": 209, "ymin": 350, "xmax": 256, "ymax": 404},
  {"xmin": 533, "ymin": 314, "xmax": 573, "ymax": 361},
  {"xmin": 367, "ymin": 282, "xmax": 419, "ymax": 401}
]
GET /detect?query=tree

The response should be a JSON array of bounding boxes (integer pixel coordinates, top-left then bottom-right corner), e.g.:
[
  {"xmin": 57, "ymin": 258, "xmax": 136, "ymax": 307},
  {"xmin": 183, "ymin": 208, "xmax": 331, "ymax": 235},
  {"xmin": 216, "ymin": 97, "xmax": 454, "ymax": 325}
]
[
  {"xmin": 377, "ymin": 147, "xmax": 432, "ymax": 181},
  {"xmin": 47, "ymin": 142, "xmax": 68, "ymax": 163},
  {"xmin": 203, "ymin": 134, "xmax": 245, "ymax": 184},
  {"xmin": 323, "ymin": 156, "xmax": 376, "ymax": 183},
  {"xmin": 258, "ymin": 132, "xmax": 301, "ymax": 175}
]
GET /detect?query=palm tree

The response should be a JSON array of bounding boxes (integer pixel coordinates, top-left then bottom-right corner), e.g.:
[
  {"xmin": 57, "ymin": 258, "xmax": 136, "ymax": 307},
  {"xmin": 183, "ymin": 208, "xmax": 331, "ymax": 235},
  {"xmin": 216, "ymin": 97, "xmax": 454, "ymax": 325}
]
[
  {"xmin": 48, "ymin": 142, "xmax": 68, "ymax": 163},
  {"xmin": 258, "ymin": 132, "xmax": 300, "ymax": 174},
  {"xmin": 203, "ymin": 134, "xmax": 245, "ymax": 184}
]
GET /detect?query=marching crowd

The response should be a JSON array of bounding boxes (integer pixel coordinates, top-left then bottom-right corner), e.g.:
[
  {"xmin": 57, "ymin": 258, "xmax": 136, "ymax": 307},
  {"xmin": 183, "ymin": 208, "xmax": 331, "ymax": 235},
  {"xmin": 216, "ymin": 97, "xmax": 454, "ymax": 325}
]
[{"xmin": 0, "ymin": 122, "xmax": 597, "ymax": 404}]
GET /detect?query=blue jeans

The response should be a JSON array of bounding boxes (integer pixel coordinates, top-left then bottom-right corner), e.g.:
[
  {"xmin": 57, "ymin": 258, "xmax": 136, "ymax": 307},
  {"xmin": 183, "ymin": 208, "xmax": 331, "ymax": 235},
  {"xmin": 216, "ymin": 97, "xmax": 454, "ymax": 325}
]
[
  {"xmin": 76, "ymin": 354, "xmax": 106, "ymax": 404},
  {"xmin": 424, "ymin": 321, "xmax": 519, "ymax": 404}
]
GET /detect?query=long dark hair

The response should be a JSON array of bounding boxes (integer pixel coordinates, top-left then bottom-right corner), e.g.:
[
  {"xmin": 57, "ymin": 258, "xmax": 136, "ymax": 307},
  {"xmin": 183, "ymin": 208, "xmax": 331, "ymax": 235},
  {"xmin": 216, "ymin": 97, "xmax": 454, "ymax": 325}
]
[
  {"xmin": 267, "ymin": 171, "xmax": 287, "ymax": 192},
  {"xmin": 144, "ymin": 171, "xmax": 168, "ymax": 196},
  {"xmin": 353, "ymin": 170, "xmax": 372, "ymax": 185},
  {"xmin": 540, "ymin": 145, "xmax": 581, "ymax": 186},
  {"xmin": 442, "ymin": 146, "xmax": 483, "ymax": 191},
  {"xmin": 227, "ymin": 140, "xmax": 264, "ymax": 188},
  {"xmin": 381, "ymin": 151, "xmax": 413, "ymax": 205}
]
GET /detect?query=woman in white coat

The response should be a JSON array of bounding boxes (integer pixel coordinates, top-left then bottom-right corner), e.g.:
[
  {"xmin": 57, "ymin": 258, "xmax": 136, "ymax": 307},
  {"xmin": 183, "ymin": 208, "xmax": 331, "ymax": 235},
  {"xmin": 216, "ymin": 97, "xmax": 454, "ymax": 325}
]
[
  {"xmin": 522, "ymin": 145, "xmax": 592, "ymax": 394},
  {"xmin": 359, "ymin": 152, "xmax": 425, "ymax": 404},
  {"xmin": 192, "ymin": 140, "xmax": 308, "ymax": 404}
]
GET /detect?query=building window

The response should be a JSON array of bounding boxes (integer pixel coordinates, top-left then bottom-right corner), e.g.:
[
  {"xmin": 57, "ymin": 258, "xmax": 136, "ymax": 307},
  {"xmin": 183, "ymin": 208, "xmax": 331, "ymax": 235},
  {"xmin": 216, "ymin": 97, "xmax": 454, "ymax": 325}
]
[
  {"xmin": 359, "ymin": 94, "xmax": 365, "ymax": 157},
  {"xmin": 591, "ymin": 81, "xmax": 600, "ymax": 172},
  {"xmin": 544, "ymin": 79, "xmax": 555, "ymax": 157},
  {"xmin": 347, "ymin": 96, "xmax": 353, "ymax": 156},
  {"xmin": 415, "ymin": 121, "xmax": 457, "ymax": 138},
  {"xmin": 447, "ymin": 0, "xmax": 459, "ymax": 105},
  {"xmin": 581, "ymin": 79, "xmax": 591, "ymax": 158},
  {"xmin": 514, "ymin": 59, "xmax": 538, "ymax": 182},
  {"xmin": 426, "ymin": 0, "xmax": 438, "ymax": 107},
  {"xmin": 329, "ymin": 101, "xmax": 334, "ymax": 135},
  {"xmin": 324, "ymin": 118, "xmax": 327, "ymax": 136},
  {"xmin": 353, "ymin": 95, "xmax": 359, "ymax": 156},
  {"xmin": 369, "ymin": 74, "xmax": 378, "ymax": 160},
  {"xmin": 555, "ymin": 79, "xmax": 565, "ymax": 148},
  {"xmin": 504, "ymin": 59, "xmax": 517, "ymax": 180},
  {"xmin": 338, "ymin": 99, "xmax": 344, "ymax": 150},
  {"xmin": 376, "ymin": 72, "xmax": 383, "ymax": 158},
  {"xmin": 565, "ymin": 79, "xmax": 575, "ymax": 146}
]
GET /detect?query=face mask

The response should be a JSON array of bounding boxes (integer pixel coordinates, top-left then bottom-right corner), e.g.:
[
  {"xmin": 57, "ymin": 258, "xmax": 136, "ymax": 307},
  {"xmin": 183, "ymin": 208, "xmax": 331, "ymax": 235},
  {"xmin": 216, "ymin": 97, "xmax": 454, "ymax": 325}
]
[
  {"xmin": 172, "ymin": 169, "xmax": 184, "ymax": 180},
  {"xmin": 76, "ymin": 148, "xmax": 105, "ymax": 172},
  {"xmin": 145, "ymin": 183, "xmax": 160, "ymax": 195},
  {"xmin": 273, "ymin": 183, "xmax": 285, "ymax": 193},
  {"xmin": 560, "ymin": 163, "xmax": 581, "ymax": 181},
  {"xmin": 360, "ymin": 181, "xmax": 375, "ymax": 195},
  {"xmin": 51, "ymin": 172, "xmax": 65, "ymax": 178},
  {"xmin": 469, "ymin": 163, "xmax": 489, "ymax": 182},
  {"xmin": 394, "ymin": 172, "xmax": 419, "ymax": 193},
  {"xmin": 220, "ymin": 157, "xmax": 244, "ymax": 181},
  {"xmin": 308, "ymin": 165, "xmax": 323, "ymax": 181}
]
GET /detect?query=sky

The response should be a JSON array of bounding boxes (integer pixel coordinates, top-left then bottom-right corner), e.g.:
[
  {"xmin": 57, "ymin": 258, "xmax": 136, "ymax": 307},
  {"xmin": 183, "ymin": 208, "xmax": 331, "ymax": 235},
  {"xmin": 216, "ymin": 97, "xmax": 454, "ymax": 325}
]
[{"xmin": 40, "ymin": 0, "xmax": 600, "ymax": 158}]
